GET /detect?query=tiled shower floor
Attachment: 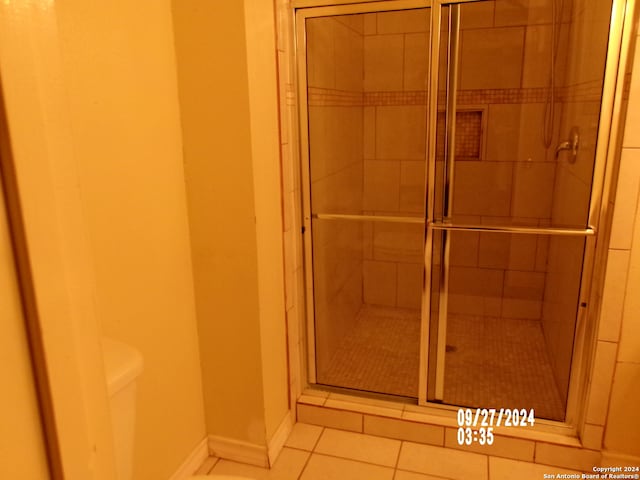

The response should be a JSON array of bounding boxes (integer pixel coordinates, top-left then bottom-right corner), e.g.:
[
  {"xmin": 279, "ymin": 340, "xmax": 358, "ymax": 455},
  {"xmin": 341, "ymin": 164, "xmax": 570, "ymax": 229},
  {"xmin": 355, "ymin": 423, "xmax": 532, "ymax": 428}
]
[
  {"xmin": 319, "ymin": 305, "xmax": 421, "ymax": 398},
  {"xmin": 319, "ymin": 305, "xmax": 565, "ymax": 421}
]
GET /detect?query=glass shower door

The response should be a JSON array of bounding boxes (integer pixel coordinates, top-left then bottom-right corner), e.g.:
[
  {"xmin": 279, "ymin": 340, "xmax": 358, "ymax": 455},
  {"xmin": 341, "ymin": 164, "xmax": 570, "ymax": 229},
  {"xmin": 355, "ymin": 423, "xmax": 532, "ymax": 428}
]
[
  {"xmin": 298, "ymin": 0, "xmax": 616, "ymax": 422},
  {"xmin": 426, "ymin": 0, "xmax": 613, "ymax": 421},
  {"xmin": 299, "ymin": 5, "xmax": 431, "ymax": 398}
]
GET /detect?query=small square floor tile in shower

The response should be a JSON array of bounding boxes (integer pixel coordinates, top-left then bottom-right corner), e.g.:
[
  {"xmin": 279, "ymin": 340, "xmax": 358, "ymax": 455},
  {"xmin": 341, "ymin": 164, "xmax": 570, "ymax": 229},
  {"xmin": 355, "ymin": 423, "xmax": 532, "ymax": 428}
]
[
  {"xmin": 318, "ymin": 305, "xmax": 564, "ymax": 420},
  {"xmin": 444, "ymin": 314, "xmax": 565, "ymax": 421},
  {"xmin": 318, "ymin": 305, "xmax": 421, "ymax": 397}
]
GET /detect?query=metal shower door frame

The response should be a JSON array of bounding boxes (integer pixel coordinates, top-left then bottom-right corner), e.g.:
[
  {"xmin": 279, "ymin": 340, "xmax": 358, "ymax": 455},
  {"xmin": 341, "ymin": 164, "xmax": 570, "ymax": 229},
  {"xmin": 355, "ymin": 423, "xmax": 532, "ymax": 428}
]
[
  {"xmin": 294, "ymin": 0, "xmax": 635, "ymax": 435},
  {"xmin": 422, "ymin": 0, "xmax": 633, "ymax": 436},
  {"xmin": 294, "ymin": 0, "xmax": 433, "ymax": 388}
]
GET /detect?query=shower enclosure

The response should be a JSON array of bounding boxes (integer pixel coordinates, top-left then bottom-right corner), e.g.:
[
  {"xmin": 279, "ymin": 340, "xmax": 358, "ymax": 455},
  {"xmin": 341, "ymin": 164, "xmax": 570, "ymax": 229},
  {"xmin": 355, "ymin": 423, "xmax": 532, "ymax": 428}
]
[{"xmin": 297, "ymin": 0, "xmax": 615, "ymax": 422}]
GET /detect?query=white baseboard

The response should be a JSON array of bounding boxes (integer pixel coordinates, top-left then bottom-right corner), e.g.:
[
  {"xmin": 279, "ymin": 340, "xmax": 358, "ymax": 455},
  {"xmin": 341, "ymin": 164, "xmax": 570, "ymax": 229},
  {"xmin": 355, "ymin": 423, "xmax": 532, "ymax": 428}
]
[
  {"xmin": 180, "ymin": 410, "xmax": 293, "ymax": 472},
  {"xmin": 601, "ymin": 450, "xmax": 640, "ymax": 467},
  {"xmin": 169, "ymin": 437, "xmax": 209, "ymax": 480},
  {"xmin": 208, "ymin": 435, "xmax": 269, "ymax": 468},
  {"xmin": 268, "ymin": 411, "xmax": 293, "ymax": 467}
]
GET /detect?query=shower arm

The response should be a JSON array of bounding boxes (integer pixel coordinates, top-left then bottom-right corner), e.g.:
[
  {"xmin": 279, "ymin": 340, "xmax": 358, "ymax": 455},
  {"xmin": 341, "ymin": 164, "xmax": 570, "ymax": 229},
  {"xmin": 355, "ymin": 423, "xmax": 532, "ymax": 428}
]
[{"xmin": 555, "ymin": 126, "xmax": 580, "ymax": 163}]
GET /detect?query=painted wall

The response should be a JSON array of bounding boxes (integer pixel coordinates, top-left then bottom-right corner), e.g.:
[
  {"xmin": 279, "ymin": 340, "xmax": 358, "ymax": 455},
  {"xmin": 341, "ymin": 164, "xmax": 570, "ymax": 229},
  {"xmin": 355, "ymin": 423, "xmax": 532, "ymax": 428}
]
[
  {"xmin": 172, "ymin": 0, "xmax": 265, "ymax": 445},
  {"xmin": 0, "ymin": 2, "xmax": 119, "ymax": 477},
  {"xmin": 244, "ymin": 0, "xmax": 291, "ymax": 443},
  {"xmin": 172, "ymin": 0, "xmax": 289, "ymax": 447},
  {"xmin": 54, "ymin": 0, "xmax": 207, "ymax": 478}
]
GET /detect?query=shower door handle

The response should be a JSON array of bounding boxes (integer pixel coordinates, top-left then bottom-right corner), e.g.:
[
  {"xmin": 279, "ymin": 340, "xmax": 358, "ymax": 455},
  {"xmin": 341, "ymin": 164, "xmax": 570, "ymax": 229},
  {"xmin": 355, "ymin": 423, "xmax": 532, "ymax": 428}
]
[{"xmin": 555, "ymin": 127, "xmax": 580, "ymax": 163}]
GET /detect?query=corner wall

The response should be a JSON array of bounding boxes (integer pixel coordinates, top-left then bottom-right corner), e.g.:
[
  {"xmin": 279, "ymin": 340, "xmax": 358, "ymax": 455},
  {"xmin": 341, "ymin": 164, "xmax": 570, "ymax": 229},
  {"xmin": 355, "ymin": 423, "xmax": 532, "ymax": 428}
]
[
  {"xmin": 171, "ymin": 0, "xmax": 265, "ymax": 445},
  {"xmin": 55, "ymin": 1, "xmax": 207, "ymax": 478},
  {"xmin": 601, "ymin": 16, "xmax": 640, "ymax": 456},
  {"xmin": 172, "ymin": 0, "xmax": 289, "ymax": 451}
]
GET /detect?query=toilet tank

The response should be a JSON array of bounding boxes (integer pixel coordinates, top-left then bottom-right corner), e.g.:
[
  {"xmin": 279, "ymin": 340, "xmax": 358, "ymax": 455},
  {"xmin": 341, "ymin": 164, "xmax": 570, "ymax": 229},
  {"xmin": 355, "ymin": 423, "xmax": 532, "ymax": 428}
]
[{"xmin": 102, "ymin": 338, "xmax": 143, "ymax": 480}]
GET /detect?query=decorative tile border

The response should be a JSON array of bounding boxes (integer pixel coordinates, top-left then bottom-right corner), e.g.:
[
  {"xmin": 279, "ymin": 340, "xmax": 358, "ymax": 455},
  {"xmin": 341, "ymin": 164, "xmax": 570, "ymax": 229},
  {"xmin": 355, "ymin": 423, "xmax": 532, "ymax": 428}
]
[
  {"xmin": 454, "ymin": 88, "xmax": 547, "ymax": 106},
  {"xmin": 365, "ymin": 90, "xmax": 428, "ymax": 106},
  {"xmin": 308, "ymin": 87, "xmax": 363, "ymax": 106},
  {"xmin": 307, "ymin": 81, "xmax": 603, "ymax": 107},
  {"xmin": 438, "ymin": 110, "xmax": 483, "ymax": 160}
]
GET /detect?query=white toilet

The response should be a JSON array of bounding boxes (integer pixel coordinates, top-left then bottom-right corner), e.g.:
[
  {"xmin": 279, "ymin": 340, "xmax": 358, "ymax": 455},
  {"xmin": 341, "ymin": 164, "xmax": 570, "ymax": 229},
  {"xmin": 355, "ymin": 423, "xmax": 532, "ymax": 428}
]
[
  {"xmin": 102, "ymin": 337, "xmax": 143, "ymax": 480},
  {"xmin": 102, "ymin": 338, "xmax": 253, "ymax": 480}
]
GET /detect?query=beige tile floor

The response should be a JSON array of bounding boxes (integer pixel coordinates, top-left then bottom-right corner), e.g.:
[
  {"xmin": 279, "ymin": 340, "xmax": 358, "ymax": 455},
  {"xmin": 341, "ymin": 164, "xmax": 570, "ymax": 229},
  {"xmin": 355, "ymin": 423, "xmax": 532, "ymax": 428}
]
[{"xmin": 194, "ymin": 423, "xmax": 584, "ymax": 479}]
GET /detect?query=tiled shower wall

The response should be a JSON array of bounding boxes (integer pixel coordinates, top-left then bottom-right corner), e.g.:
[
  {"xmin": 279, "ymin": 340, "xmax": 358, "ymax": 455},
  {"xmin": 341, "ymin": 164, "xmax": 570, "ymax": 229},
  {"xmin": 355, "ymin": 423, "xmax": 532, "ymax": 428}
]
[
  {"xmin": 592, "ymin": 1, "xmax": 640, "ymax": 457},
  {"xmin": 446, "ymin": 1, "xmax": 565, "ymax": 319},
  {"xmin": 275, "ymin": 0, "xmax": 567, "ymax": 405},
  {"xmin": 306, "ymin": 15, "xmax": 365, "ymax": 376},
  {"xmin": 275, "ymin": 0, "xmax": 305, "ymax": 417},
  {"xmin": 362, "ymin": 9, "xmax": 429, "ymax": 309},
  {"xmin": 542, "ymin": 0, "xmax": 613, "ymax": 409},
  {"xmin": 305, "ymin": 11, "xmax": 432, "ymax": 312},
  {"xmin": 357, "ymin": 4, "xmax": 567, "ymax": 315}
]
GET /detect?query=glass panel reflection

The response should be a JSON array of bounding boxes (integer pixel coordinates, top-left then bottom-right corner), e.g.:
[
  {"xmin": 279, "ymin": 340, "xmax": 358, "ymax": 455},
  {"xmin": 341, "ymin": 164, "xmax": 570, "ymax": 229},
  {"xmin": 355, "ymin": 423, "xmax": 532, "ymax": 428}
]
[
  {"xmin": 429, "ymin": 230, "xmax": 587, "ymax": 421},
  {"xmin": 440, "ymin": 0, "xmax": 613, "ymax": 229},
  {"xmin": 306, "ymin": 8, "xmax": 430, "ymax": 398},
  {"xmin": 313, "ymin": 218, "xmax": 424, "ymax": 397}
]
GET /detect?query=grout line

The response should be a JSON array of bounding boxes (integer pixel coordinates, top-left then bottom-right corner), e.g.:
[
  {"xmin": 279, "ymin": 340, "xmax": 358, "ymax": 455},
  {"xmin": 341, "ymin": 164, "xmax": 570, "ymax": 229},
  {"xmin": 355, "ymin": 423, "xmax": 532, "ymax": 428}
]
[
  {"xmin": 312, "ymin": 157, "xmax": 363, "ymax": 183},
  {"xmin": 296, "ymin": 450, "xmax": 313, "ymax": 480},
  {"xmin": 519, "ymin": 25, "xmax": 527, "ymax": 89},
  {"xmin": 401, "ymin": 33, "xmax": 407, "ymax": 92},
  {"xmin": 285, "ymin": 445, "xmax": 317, "ymax": 454},
  {"xmin": 492, "ymin": 0, "xmax": 497, "ymax": 28},
  {"xmin": 486, "ymin": 452, "xmax": 491, "ymax": 479},
  {"xmin": 394, "ymin": 440, "xmax": 402, "ymax": 472},
  {"xmin": 305, "ymin": 451, "xmax": 398, "ymax": 470},
  {"xmin": 535, "ymin": 438, "xmax": 601, "ymax": 452},
  {"xmin": 311, "ymin": 427, "xmax": 325, "ymax": 452},
  {"xmin": 206, "ymin": 457, "xmax": 220, "ymax": 474},
  {"xmin": 373, "ymin": 105, "xmax": 377, "ymax": 160},
  {"xmin": 598, "ymin": 338, "xmax": 621, "ymax": 345},
  {"xmin": 600, "ymin": 340, "xmax": 622, "ymax": 452},
  {"xmin": 364, "ymin": 30, "xmax": 430, "ymax": 37},
  {"xmin": 396, "ymin": 464, "xmax": 456, "ymax": 480},
  {"xmin": 333, "ymin": 15, "xmax": 365, "ymax": 37}
]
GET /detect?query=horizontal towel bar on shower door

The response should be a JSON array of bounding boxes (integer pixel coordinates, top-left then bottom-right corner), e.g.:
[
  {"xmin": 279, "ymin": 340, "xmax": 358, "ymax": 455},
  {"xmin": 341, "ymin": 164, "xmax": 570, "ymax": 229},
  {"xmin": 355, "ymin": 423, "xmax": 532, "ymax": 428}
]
[
  {"xmin": 429, "ymin": 221, "xmax": 596, "ymax": 236},
  {"xmin": 312, "ymin": 213, "xmax": 425, "ymax": 224}
]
